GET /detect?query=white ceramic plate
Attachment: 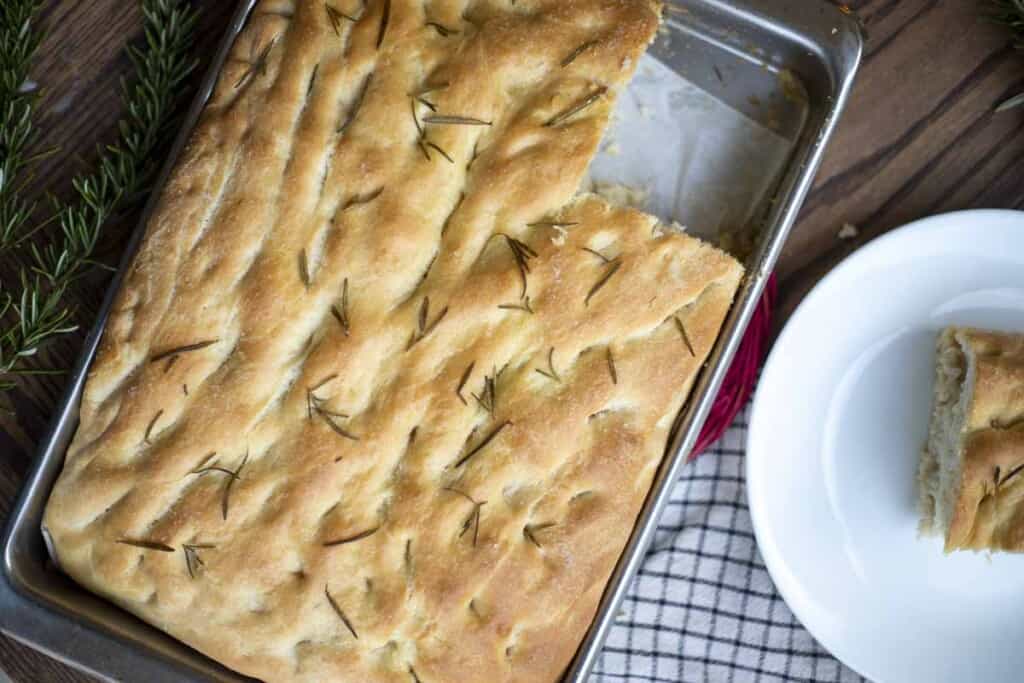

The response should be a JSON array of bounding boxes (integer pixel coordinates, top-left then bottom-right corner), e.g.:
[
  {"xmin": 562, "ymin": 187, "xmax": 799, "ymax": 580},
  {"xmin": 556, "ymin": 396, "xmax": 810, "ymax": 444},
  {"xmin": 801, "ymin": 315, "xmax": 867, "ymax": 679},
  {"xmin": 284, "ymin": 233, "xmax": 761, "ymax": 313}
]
[{"xmin": 747, "ymin": 210, "xmax": 1024, "ymax": 683}]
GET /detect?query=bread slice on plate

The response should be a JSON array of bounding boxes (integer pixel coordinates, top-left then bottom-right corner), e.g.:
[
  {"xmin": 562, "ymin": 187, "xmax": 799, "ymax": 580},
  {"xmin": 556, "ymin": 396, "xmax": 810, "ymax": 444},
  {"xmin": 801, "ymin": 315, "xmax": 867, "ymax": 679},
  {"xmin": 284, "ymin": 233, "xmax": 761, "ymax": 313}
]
[{"xmin": 918, "ymin": 327, "xmax": 1024, "ymax": 552}]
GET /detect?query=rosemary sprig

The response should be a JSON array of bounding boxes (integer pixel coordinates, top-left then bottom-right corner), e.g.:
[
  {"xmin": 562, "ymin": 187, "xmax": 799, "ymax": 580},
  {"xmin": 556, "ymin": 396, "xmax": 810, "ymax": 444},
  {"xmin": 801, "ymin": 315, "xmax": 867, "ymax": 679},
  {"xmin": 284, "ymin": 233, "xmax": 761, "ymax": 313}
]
[
  {"xmin": 585, "ymin": 258, "xmax": 621, "ymax": 306},
  {"xmin": 307, "ymin": 373, "xmax": 339, "ymax": 418},
  {"xmin": 991, "ymin": 0, "xmax": 1024, "ymax": 108},
  {"xmin": 1002, "ymin": 462, "xmax": 1024, "ymax": 486},
  {"xmin": 498, "ymin": 297, "xmax": 534, "ymax": 314},
  {"xmin": 456, "ymin": 361, "xmax": 475, "ymax": 405},
  {"xmin": 528, "ymin": 220, "xmax": 578, "ymax": 228},
  {"xmin": 0, "ymin": 0, "xmax": 46, "ymax": 254},
  {"xmin": 673, "ymin": 316, "xmax": 696, "ymax": 356},
  {"xmin": 470, "ymin": 368, "xmax": 497, "ymax": 415},
  {"xmin": 118, "ymin": 538, "xmax": 175, "ymax": 552},
  {"xmin": 444, "ymin": 487, "xmax": 486, "ymax": 547},
  {"xmin": 425, "ymin": 141, "xmax": 454, "ymax": 163},
  {"xmin": 523, "ymin": 522, "xmax": 555, "ymax": 548},
  {"xmin": 534, "ymin": 347, "xmax": 560, "ymax": 382},
  {"xmin": 150, "ymin": 339, "xmax": 219, "ymax": 363},
  {"xmin": 1, "ymin": 0, "xmax": 198, "ymax": 394},
  {"xmin": 325, "ymin": 585, "xmax": 359, "ymax": 639},
  {"xmin": 221, "ymin": 452, "xmax": 248, "ymax": 520},
  {"xmin": 377, "ymin": 0, "xmax": 391, "ymax": 49},
  {"xmin": 340, "ymin": 187, "xmax": 383, "ymax": 211},
  {"xmin": 314, "ymin": 405, "xmax": 360, "ymax": 441},
  {"xmin": 561, "ymin": 40, "xmax": 599, "ymax": 67},
  {"xmin": 407, "ymin": 296, "xmax": 449, "ymax": 348},
  {"xmin": 331, "ymin": 278, "xmax": 351, "ymax": 335},
  {"xmin": 544, "ymin": 87, "xmax": 607, "ymax": 127},
  {"xmin": 299, "ymin": 249, "xmax": 312, "ymax": 288},
  {"xmin": 182, "ymin": 542, "xmax": 215, "ymax": 578},
  {"xmin": 496, "ymin": 233, "xmax": 537, "ymax": 299},
  {"xmin": 235, "ymin": 35, "xmax": 278, "ymax": 90},
  {"xmin": 606, "ymin": 347, "xmax": 617, "ymax": 384},
  {"xmin": 423, "ymin": 114, "xmax": 492, "ymax": 126},
  {"xmin": 453, "ymin": 420, "xmax": 510, "ymax": 468},
  {"xmin": 324, "ymin": 526, "xmax": 379, "ymax": 547},
  {"xmin": 144, "ymin": 409, "xmax": 164, "ymax": 443},
  {"xmin": 581, "ymin": 246, "xmax": 612, "ymax": 263}
]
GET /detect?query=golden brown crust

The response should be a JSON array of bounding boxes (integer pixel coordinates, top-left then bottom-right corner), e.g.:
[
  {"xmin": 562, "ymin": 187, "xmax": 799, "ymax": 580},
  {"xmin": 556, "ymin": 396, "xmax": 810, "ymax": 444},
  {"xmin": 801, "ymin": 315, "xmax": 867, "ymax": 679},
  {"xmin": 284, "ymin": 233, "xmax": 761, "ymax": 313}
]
[
  {"xmin": 945, "ymin": 328, "xmax": 1024, "ymax": 552},
  {"xmin": 42, "ymin": 1, "xmax": 744, "ymax": 680}
]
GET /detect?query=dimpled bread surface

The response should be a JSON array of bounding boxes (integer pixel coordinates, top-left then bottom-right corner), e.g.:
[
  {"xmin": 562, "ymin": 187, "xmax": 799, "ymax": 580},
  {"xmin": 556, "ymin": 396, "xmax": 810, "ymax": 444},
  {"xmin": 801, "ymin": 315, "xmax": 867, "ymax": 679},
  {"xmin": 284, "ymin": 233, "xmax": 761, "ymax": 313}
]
[{"xmin": 43, "ymin": 0, "xmax": 744, "ymax": 680}]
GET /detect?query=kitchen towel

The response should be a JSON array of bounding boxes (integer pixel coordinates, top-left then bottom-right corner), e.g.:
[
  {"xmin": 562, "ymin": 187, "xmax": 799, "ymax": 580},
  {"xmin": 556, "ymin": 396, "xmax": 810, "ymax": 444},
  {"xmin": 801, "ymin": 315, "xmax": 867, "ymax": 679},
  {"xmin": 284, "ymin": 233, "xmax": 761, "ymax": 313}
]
[{"xmin": 593, "ymin": 405, "xmax": 866, "ymax": 683}]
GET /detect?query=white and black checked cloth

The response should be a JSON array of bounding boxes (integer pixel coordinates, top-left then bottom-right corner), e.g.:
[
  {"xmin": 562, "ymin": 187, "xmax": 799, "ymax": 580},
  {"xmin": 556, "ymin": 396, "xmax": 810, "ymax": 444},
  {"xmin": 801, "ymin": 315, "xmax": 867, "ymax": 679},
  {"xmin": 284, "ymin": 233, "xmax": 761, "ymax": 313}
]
[{"xmin": 591, "ymin": 405, "xmax": 867, "ymax": 683}]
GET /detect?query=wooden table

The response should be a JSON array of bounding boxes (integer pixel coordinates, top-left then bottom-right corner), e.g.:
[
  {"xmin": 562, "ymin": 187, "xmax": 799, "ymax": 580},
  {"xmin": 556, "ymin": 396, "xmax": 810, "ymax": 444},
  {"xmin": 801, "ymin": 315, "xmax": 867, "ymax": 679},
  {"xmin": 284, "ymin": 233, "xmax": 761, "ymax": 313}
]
[{"xmin": 1, "ymin": 0, "xmax": 1022, "ymax": 679}]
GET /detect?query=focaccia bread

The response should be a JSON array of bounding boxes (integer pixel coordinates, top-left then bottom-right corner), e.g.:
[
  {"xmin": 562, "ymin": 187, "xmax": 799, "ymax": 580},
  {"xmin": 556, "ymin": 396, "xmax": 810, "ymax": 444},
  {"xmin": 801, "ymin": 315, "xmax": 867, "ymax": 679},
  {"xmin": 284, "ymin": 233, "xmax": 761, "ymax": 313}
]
[
  {"xmin": 44, "ymin": 1, "xmax": 745, "ymax": 681},
  {"xmin": 918, "ymin": 327, "xmax": 1024, "ymax": 553}
]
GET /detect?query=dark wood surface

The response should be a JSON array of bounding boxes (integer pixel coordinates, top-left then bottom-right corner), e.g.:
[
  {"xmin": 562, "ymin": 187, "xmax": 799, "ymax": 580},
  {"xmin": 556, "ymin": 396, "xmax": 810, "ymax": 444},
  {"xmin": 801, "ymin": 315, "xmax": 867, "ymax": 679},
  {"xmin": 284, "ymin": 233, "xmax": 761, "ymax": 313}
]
[{"xmin": 1, "ymin": 0, "xmax": 1023, "ymax": 680}]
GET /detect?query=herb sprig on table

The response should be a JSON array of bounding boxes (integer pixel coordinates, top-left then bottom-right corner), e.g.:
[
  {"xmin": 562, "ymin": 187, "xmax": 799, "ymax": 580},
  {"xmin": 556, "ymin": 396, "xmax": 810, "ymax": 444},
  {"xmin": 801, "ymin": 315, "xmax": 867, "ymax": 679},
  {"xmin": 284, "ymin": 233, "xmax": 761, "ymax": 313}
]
[
  {"xmin": 0, "ymin": 0, "xmax": 198, "ymax": 394},
  {"xmin": 991, "ymin": 0, "xmax": 1024, "ymax": 110}
]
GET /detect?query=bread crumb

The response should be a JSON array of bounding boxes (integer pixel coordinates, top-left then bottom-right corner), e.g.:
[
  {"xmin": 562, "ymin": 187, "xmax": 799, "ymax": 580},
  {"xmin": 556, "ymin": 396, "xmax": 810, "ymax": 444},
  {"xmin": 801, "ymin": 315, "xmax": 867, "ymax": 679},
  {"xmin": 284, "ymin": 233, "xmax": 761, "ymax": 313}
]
[
  {"xmin": 592, "ymin": 181, "xmax": 649, "ymax": 210},
  {"xmin": 838, "ymin": 222, "xmax": 858, "ymax": 240},
  {"xmin": 639, "ymin": 104, "xmax": 653, "ymax": 119},
  {"xmin": 603, "ymin": 142, "xmax": 621, "ymax": 157}
]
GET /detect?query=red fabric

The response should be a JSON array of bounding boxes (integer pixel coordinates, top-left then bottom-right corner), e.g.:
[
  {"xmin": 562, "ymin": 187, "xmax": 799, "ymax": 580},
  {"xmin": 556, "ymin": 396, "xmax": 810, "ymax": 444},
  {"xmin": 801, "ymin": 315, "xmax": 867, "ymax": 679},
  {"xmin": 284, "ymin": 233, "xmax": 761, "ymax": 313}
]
[{"xmin": 690, "ymin": 275, "xmax": 776, "ymax": 459}]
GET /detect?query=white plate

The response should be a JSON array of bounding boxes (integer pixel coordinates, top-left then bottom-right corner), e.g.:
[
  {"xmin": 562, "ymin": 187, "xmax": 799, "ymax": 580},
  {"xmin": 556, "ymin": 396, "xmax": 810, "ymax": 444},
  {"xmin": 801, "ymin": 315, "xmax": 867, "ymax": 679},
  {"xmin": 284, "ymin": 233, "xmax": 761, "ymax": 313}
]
[{"xmin": 747, "ymin": 210, "xmax": 1024, "ymax": 683}]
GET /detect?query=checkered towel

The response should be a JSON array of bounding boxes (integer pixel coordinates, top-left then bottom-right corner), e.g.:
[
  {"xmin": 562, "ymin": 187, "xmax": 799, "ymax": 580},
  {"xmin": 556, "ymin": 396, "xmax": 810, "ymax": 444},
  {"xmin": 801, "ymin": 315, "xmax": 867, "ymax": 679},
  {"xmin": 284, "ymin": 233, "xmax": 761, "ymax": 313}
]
[{"xmin": 592, "ymin": 405, "xmax": 867, "ymax": 683}]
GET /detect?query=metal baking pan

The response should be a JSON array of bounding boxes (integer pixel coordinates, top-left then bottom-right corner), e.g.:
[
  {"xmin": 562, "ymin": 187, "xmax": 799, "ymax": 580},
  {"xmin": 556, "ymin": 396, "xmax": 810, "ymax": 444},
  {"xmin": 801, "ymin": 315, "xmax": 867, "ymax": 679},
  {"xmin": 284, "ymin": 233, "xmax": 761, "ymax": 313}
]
[{"xmin": 0, "ymin": 1, "xmax": 861, "ymax": 681}]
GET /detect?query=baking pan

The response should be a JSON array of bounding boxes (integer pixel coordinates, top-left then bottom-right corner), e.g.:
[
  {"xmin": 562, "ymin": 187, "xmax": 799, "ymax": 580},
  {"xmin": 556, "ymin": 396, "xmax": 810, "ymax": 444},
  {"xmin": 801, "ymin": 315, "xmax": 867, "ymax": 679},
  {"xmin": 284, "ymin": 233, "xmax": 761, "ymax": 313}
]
[{"xmin": 0, "ymin": 1, "xmax": 861, "ymax": 681}]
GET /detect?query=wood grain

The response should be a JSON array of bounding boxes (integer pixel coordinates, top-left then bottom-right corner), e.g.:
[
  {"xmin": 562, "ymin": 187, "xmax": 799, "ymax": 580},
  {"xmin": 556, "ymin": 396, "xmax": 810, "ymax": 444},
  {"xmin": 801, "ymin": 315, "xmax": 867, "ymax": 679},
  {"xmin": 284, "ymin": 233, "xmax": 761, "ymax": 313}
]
[{"xmin": 0, "ymin": 0, "xmax": 1022, "ymax": 679}]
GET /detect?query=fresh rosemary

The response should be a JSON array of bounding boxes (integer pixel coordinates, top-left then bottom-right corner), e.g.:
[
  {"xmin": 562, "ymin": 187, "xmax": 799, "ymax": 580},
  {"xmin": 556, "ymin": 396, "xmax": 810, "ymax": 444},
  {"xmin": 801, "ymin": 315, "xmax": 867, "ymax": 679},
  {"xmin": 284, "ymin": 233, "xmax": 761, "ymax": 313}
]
[
  {"xmin": 498, "ymin": 297, "xmax": 534, "ymax": 314},
  {"xmin": 150, "ymin": 339, "xmax": 219, "ymax": 363},
  {"xmin": 444, "ymin": 487, "xmax": 486, "ymax": 546},
  {"xmin": 523, "ymin": 522, "xmax": 556, "ymax": 548},
  {"xmin": 324, "ymin": 526, "xmax": 379, "ymax": 547},
  {"xmin": 377, "ymin": 0, "xmax": 391, "ymax": 50},
  {"xmin": 561, "ymin": 40, "xmax": 599, "ymax": 68},
  {"xmin": 407, "ymin": 296, "xmax": 448, "ymax": 348},
  {"xmin": 606, "ymin": 347, "xmax": 618, "ymax": 384},
  {"xmin": 470, "ymin": 368, "xmax": 497, "ymax": 415},
  {"xmin": 423, "ymin": 114, "xmax": 492, "ymax": 126},
  {"xmin": 325, "ymin": 585, "xmax": 359, "ymax": 639},
  {"xmin": 456, "ymin": 361, "xmax": 475, "ymax": 405},
  {"xmin": 221, "ymin": 452, "xmax": 248, "ymax": 520},
  {"xmin": 673, "ymin": 316, "xmax": 696, "ymax": 356},
  {"xmin": 182, "ymin": 542, "xmax": 215, "ymax": 578},
  {"xmin": 496, "ymin": 233, "xmax": 536, "ymax": 300},
  {"xmin": 144, "ymin": 409, "xmax": 164, "ymax": 444},
  {"xmin": 585, "ymin": 258, "xmax": 622, "ymax": 306},
  {"xmin": 991, "ymin": 0, "xmax": 1024, "ymax": 109},
  {"xmin": 0, "ymin": 0, "xmax": 198, "ymax": 394},
  {"xmin": 118, "ymin": 538, "xmax": 175, "ymax": 552},
  {"xmin": 454, "ymin": 420, "xmax": 510, "ymax": 468},
  {"xmin": 534, "ymin": 347, "xmax": 560, "ymax": 382},
  {"xmin": 330, "ymin": 279, "xmax": 351, "ymax": 335},
  {"xmin": 544, "ymin": 87, "xmax": 607, "ymax": 127}
]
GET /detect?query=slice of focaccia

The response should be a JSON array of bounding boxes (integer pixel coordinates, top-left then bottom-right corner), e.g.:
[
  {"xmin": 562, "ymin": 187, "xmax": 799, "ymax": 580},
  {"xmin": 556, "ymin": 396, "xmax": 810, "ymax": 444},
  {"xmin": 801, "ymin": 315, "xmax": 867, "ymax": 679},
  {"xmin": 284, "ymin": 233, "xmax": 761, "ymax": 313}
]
[{"xmin": 918, "ymin": 327, "xmax": 1024, "ymax": 552}]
